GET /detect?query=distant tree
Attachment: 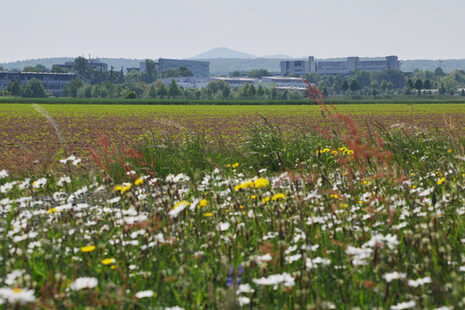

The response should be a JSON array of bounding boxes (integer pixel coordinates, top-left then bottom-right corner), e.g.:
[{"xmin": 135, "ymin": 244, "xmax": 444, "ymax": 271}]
[
  {"xmin": 249, "ymin": 85, "xmax": 257, "ymax": 98},
  {"xmin": 178, "ymin": 66, "xmax": 193, "ymax": 77},
  {"xmin": 386, "ymin": 82, "xmax": 394, "ymax": 94},
  {"xmin": 404, "ymin": 79, "xmax": 414, "ymax": 95},
  {"xmin": 231, "ymin": 70, "xmax": 241, "ymax": 77},
  {"xmin": 257, "ymin": 85, "xmax": 265, "ymax": 98},
  {"xmin": 126, "ymin": 91, "xmax": 137, "ymax": 99},
  {"xmin": 23, "ymin": 64, "xmax": 48, "ymax": 72},
  {"xmin": 51, "ymin": 65, "xmax": 69, "ymax": 73},
  {"xmin": 68, "ymin": 78, "xmax": 84, "ymax": 97},
  {"xmin": 246, "ymin": 69, "xmax": 269, "ymax": 78},
  {"xmin": 84, "ymin": 85, "xmax": 92, "ymax": 98},
  {"xmin": 6, "ymin": 81, "xmax": 21, "ymax": 96},
  {"xmin": 152, "ymin": 80, "xmax": 168, "ymax": 98},
  {"xmin": 439, "ymin": 75, "xmax": 459, "ymax": 94},
  {"xmin": 423, "ymin": 79, "xmax": 431, "ymax": 90},
  {"xmin": 205, "ymin": 80, "xmax": 231, "ymax": 99},
  {"xmin": 370, "ymin": 81, "xmax": 379, "ymax": 96},
  {"xmin": 349, "ymin": 79, "xmax": 360, "ymax": 93},
  {"xmin": 438, "ymin": 83, "xmax": 446, "ymax": 95},
  {"xmin": 414, "ymin": 79, "xmax": 423, "ymax": 94},
  {"xmin": 120, "ymin": 67, "xmax": 124, "ymax": 84},
  {"xmin": 461, "ymin": 89, "xmax": 465, "ymax": 96},
  {"xmin": 380, "ymin": 80, "xmax": 388, "ymax": 94},
  {"xmin": 22, "ymin": 79, "xmax": 47, "ymax": 98},
  {"xmin": 168, "ymin": 79, "xmax": 181, "ymax": 98},
  {"xmin": 341, "ymin": 80, "xmax": 349, "ymax": 94},
  {"xmin": 271, "ymin": 87, "xmax": 278, "ymax": 99},
  {"xmin": 142, "ymin": 59, "xmax": 157, "ymax": 84},
  {"xmin": 73, "ymin": 57, "xmax": 89, "ymax": 75},
  {"xmin": 322, "ymin": 86, "xmax": 329, "ymax": 97},
  {"xmin": 281, "ymin": 89, "xmax": 288, "ymax": 100},
  {"xmin": 0, "ymin": 66, "xmax": 4, "ymax": 71},
  {"xmin": 352, "ymin": 71, "xmax": 371, "ymax": 89},
  {"xmin": 434, "ymin": 67, "xmax": 445, "ymax": 77},
  {"xmin": 149, "ymin": 85, "xmax": 157, "ymax": 98},
  {"xmin": 332, "ymin": 81, "xmax": 340, "ymax": 95}
]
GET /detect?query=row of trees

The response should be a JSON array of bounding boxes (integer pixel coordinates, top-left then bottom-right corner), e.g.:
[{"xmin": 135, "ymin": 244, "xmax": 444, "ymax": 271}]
[
  {"xmin": 306, "ymin": 67, "xmax": 465, "ymax": 96},
  {"xmin": 1, "ymin": 77, "xmax": 305, "ymax": 100},
  {"xmin": 3, "ymin": 79, "xmax": 47, "ymax": 98}
]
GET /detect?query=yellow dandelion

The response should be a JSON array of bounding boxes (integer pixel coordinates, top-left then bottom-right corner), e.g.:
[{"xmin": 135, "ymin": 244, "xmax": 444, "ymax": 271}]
[
  {"xmin": 199, "ymin": 199, "xmax": 207, "ymax": 208},
  {"xmin": 340, "ymin": 203, "xmax": 348, "ymax": 208},
  {"xmin": 47, "ymin": 208, "xmax": 57, "ymax": 214},
  {"xmin": 114, "ymin": 185, "xmax": 123, "ymax": 192},
  {"xmin": 250, "ymin": 195, "xmax": 257, "ymax": 199},
  {"xmin": 448, "ymin": 149, "xmax": 452, "ymax": 153},
  {"xmin": 239, "ymin": 205, "xmax": 244, "ymax": 209},
  {"xmin": 262, "ymin": 196, "xmax": 271, "ymax": 204},
  {"xmin": 121, "ymin": 183, "xmax": 133, "ymax": 193},
  {"xmin": 254, "ymin": 178, "xmax": 269, "ymax": 189},
  {"xmin": 234, "ymin": 180, "xmax": 254, "ymax": 191},
  {"xmin": 361, "ymin": 180, "xmax": 368, "ymax": 185},
  {"xmin": 203, "ymin": 212, "xmax": 213, "ymax": 217},
  {"xmin": 232, "ymin": 162, "xmax": 239, "ymax": 169},
  {"xmin": 134, "ymin": 178, "xmax": 143, "ymax": 186},
  {"xmin": 272, "ymin": 193, "xmax": 286, "ymax": 201},
  {"xmin": 322, "ymin": 148, "xmax": 331, "ymax": 153},
  {"xmin": 81, "ymin": 245, "xmax": 96, "ymax": 253},
  {"xmin": 330, "ymin": 194, "xmax": 339, "ymax": 199},
  {"xmin": 437, "ymin": 177, "xmax": 446, "ymax": 185},
  {"xmin": 101, "ymin": 258, "xmax": 115, "ymax": 265},
  {"xmin": 110, "ymin": 265, "xmax": 116, "ymax": 269},
  {"xmin": 13, "ymin": 288, "xmax": 22, "ymax": 293}
]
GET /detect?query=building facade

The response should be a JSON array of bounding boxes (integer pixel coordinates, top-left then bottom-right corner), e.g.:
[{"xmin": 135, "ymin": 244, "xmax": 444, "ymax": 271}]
[
  {"xmin": 281, "ymin": 56, "xmax": 400, "ymax": 75},
  {"xmin": 0, "ymin": 72, "xmax": 78, "ymax": 96},
  {"xmin": 158, "ymin": 58, "xmax": 210, "ymax": 78}
]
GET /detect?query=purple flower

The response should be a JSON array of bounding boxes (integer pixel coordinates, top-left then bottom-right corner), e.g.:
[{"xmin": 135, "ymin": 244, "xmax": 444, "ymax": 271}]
[{"xmin": 227, "ymin": 264, "xmax": 244, "ymax": 287}]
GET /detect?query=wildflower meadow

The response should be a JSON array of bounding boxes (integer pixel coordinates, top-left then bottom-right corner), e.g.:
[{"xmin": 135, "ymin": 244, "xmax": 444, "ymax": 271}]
[{"xmin": 1, "ymin": 87, "xmax": 465, "ymax": 309}]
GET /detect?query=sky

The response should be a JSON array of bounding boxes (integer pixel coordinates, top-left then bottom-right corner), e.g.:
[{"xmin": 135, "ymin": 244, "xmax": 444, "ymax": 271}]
[{"xmin": 0, "ymin": 0, "xmax": 463, "ymax": 62}]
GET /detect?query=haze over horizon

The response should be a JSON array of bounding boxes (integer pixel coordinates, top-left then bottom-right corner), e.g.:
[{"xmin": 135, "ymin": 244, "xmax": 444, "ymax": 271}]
[{"xmin": 1, "ymin": 0, "xmax": 463, "ymax": 63}]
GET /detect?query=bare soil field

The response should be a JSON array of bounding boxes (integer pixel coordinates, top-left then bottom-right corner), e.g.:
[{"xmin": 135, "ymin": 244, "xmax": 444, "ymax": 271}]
[{"xmin": 1, "ymin": 104, "xmax": 464, "ymax": 173}]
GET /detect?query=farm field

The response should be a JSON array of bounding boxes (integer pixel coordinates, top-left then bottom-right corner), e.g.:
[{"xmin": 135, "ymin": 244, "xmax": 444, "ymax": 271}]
[
  {"xmin": 1, "ymin": 100, "xmax": 465, "ymax": 308},
  {"xmin": 1, "ymin": 103, "xmax": 465, "ymax": 174}
]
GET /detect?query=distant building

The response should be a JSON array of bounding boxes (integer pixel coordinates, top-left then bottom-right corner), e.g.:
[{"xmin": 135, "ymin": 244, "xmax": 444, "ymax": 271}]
[
  {"xmin": 52, "ymin": 59, "xmax": 109, "ymax": 72},
  {"xmin": 161, "ymin": 77, "xmax": 211, "ymax": 90},
  {"xmin": 139, "ymin": 62, "xmax": 146, "ymax": 73},
  {"xmin": 158, "ymin": 58, "xmax": 210, "ymax": 78},
  {"xmin": 211, "ymin": 77, "xmax": 258, "ymax": 88},
  {"xmin": 261, "ymin": 76, "xmax": 309, "ymax": 90},
  {"xmin": 281, "ymin": 56, "xmax": 400, "ymax": 75},
  {"xmin": 0, "ymin": 72, "xmax": 78, "ymax": 96},
  {"xmin": 89, "ymin": 60, "xmax": 108, "ymax": 72}
]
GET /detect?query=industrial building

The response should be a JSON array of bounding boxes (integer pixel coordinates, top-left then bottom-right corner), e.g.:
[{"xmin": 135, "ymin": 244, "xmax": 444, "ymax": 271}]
[
  {"xmin": 0, "ymin": 72, "xmax": 78, "ymax": 96},
  {"xmin": 157, "ymin": 58, "xmax": 210, "ymax": 78},
  {"xmin": 281, "ymin": 56, "xmax": 400, "ymax": 75}
]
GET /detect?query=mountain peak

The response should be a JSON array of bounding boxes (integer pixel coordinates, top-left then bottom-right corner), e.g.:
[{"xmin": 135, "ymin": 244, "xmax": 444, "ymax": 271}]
[{"xmin": 190, "ymin": 47, "xmax": 256, "ymax": 59}]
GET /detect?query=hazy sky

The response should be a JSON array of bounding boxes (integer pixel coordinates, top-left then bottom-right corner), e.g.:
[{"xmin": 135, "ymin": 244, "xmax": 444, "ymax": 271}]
[{"xmin": 1, "ymin": 0, "xmax": 463, "ymax": 62}]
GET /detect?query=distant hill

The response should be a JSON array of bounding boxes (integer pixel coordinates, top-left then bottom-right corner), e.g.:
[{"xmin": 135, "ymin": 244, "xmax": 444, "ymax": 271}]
[
  {"xmin": 190, "ymin": 47, "xmax": 256, "ymax": 59},
  {"xmin": 399, "ymin": 59, "xmax": 465, "ymax": 73}
]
